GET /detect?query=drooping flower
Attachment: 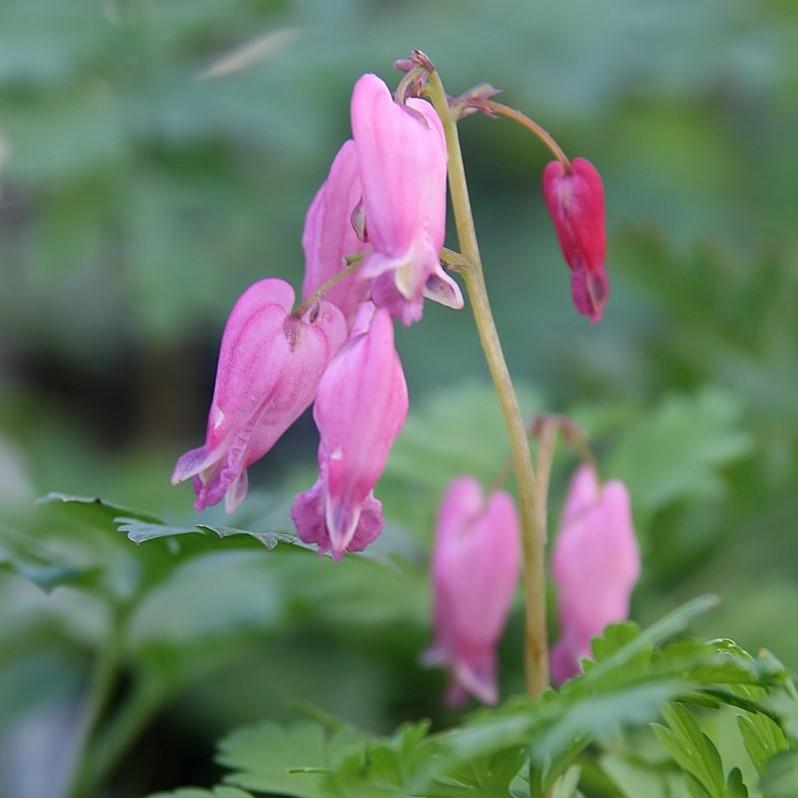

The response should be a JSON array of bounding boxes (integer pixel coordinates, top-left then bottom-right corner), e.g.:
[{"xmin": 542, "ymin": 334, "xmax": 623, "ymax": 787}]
[
  {"xmin": 291, "ymin": 303, "xmax": 408, "ymax": 559},
  {"xmin": 301, "ymin": 139, "xmax": 370, "ymax": 326},
  {"xmin": 424, "ymin": 476, "xmax": 521, "ymax": 705},
  {"xmin": 350, "ymin": 73, "xmax": 463, "ymax": 325},
  {"xmin": 550, "ymin": 465, "xmax": 640, "ymax": 684},
  {"xmin": 172, "ymin": 279, "xmax": 347, "ymax": 512},
  {"xmin": 542, "ymin": 157, "xmax": 608, "ymax": 322}
]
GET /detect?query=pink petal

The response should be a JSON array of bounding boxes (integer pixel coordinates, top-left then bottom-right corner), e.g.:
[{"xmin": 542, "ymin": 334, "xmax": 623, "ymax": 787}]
[
  {"xmin": 173, "ymin": 279, "xmax": 347, "ymax": 511},
  {"xmin": 301, "ymin": 140, "xmax": 370, "ymax": 324}
]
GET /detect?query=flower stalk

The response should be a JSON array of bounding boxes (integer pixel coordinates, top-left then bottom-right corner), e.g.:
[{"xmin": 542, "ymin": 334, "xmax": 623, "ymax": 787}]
[
  {"xmin": 424, "ymin": 68, "xmax": 550, "ymax": 694},
  {"xmin": 484, "ymin": 100, "xmax": 571, "ymax": 169},
  {"xmin": 294, "ymin": 254, "xmax": 363, "ymax": 318}
]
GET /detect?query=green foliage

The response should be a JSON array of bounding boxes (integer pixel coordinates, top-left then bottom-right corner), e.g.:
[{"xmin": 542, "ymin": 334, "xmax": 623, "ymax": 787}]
[
  {"xmin": 607, "ymin": 388, "xmax": 752, "ymax": 516},
  {"xmin": 737, "ymin": 708, "xmax": 789, "ymax": 776},
  {"xmin": 758, "ymin": 751, "xmax": 798, "ymax": 798},
  {"xmin": 386, "ymin": 381, "xmax": 541, "ymax": 494},
  {"xmin": 13, "ymin": 475, "xmax": 796, "ymax": 798},
  {"xmin": 653, "ymin": 704, "xmax": 732, "ymax": 798},
  {"xmin": 1, "ymin": 3, "xmax": 797, "ymax": 798},
  {"xmin": 149, "ymin": 789, "xmax": 254, "ymax": 798},
  {"xmin": 218, "ymin": 720, "xmax": 365, "ymax": 798},
  {"xmin": 168, "ymin": 601, "xmax": 798, "ymax": 798}
]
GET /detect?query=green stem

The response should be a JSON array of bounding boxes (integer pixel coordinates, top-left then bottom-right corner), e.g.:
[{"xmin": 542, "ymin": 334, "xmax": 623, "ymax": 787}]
[
  {"xmin": 294, "ymin": 254, "xmax": 364, "ymax": 318},
  {"xmin": 485, "ymin": 100, "xmax": 571, "ymax": 169},
  {"xmin": 90, "ymin": 677, "xmax": 165, "ymax": 791},
  {"xmin": 425, "ymin": 70, "xmax": 549, "ymax": 694},
  {"xmin": 65, "ymin": 607, "xmax": 126, "ymax": 798}
]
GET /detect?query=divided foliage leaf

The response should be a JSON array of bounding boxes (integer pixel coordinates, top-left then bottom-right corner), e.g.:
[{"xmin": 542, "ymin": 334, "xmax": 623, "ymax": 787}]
[
  {"xmin": 607, "ymin": 388, "xmax": 752, "ymax": 515},
  {"xmin": 652, "ymin": 703, "xmax": 728, "ymax": 798},
  {"xmin": 122, "ymin": 596, "xmax": 798, "ymax": 798},
  {"xmin": 218, "ymin": 720, "xmax": 366, "ymax": 798}
]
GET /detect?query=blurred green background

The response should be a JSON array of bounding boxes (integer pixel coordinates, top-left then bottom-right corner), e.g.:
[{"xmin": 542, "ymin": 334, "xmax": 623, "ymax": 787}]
[{"xmin": 1, "ymin": 0, "xmax": 798, "ymax": 796}]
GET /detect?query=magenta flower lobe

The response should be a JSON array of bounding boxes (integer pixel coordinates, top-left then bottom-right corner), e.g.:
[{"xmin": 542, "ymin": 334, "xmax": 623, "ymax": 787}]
[
  {"xmin": 292, "ymin": 304, "xmax": 408, "ymax": 559},
  {"xmin": 542, "ymin": 157, "xmax": 608, "ymax": 322},
  {"xmin": 301, "ymin": 140, "xmax": 370, "ymax": 326},
  {"xmin": 426, "ymin": 476, "xmax": 521, "ymax": 705},
  {"xmin": 350, "ymin": 73, "xmax": 462, "ymax": 325},
  {"xmin": 550, "ymin": 465, "xmax": 640, "ymax": 684},
  {"xmin": 172, "ymin": 278, "xmax": 346, "ymax": 512}
]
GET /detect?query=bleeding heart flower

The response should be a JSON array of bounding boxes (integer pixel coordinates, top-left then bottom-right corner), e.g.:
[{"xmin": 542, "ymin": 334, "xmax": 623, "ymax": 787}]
[
  {"xmin": 351, "ymin": 73, "xmax": 463, "ymax": 325},
  {"xmin": 542, "ymin": 157, "xmax": 608, "ymax": 322},
  {"xmin": 424, "ymin": 476, "xmax": 521, "ymax": 705},
  {"xmin": 172, "ymin": 278, "xmax": 346, "ymax": 512},
  {"xmin": 291, "ymin": 303, "xmax": 408, "ymax": 559},
  {"xmin": 550, "ymin": 465, "xmax": 640, "ymax": 684}
]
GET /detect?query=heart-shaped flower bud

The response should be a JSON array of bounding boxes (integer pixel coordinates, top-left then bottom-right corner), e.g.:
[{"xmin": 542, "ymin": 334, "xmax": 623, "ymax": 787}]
[
  {"xmin": 424, "ymin": 476, "xmax": 521, "ymax": 705},
  {"xmin": 172, "ymin": 279, "xmax": 346, "ymax": 512},
  {"xmin": 551, "ymin": 465, "xmax": 640, "ymax": 684},
  {"xmin": 351, "ymin": 73, "xmax": 463, "ymax": 325},
  {"xmin": 542, "ymin": 157, "xmax": 608, "ymax": 322},
  {"xmin": 291, "ymin": 303, "xmax": 408, "ymax": 559}
]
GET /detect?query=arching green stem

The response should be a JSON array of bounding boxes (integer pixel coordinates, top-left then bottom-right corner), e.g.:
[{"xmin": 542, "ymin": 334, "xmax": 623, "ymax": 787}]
[{"xmin": 425, "ymin": 70, "xmax": 550, "ymax": 694}]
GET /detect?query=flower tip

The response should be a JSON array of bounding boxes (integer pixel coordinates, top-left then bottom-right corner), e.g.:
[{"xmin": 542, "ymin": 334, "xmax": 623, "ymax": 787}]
[
  {"xmin": 453, "ymin": 661, "xmax": 498, "ymax": 705},
  {"xmin": 171, "ymin": 446, "xmax": 214, "ymax": 486},
  {"xmin": 325, "ymin": 500, "xmax": 361, "ymax": 560},
  {"xmin": 550, "ymin": 640, "xmax": 577, "ymax": 686}
]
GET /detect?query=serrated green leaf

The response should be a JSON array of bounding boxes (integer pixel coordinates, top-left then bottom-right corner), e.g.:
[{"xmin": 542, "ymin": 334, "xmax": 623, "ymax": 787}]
[
  {"xmin": 38, "ymin": 492, "xmax": 164, "ymax": 526},
  {"xmin": 726, "ymin": 767, "xmax": 749, "ymax": 798},
  {"xmin": 653, "ymin": 704, "xmax": 726, "ymax": 798},
  {"xmin": 580, "ymin": 595, "xmax": 720, "ymax": 687},
  {"xmin": 428, "ymin": 747, "xmax": 526, "ymax": 798},
  {"xmin": 119, "ymin": 517, "xmax": 311, "ymax": 552},
  {"xmin": 537, "ymin": 681, "xmax": 686, "ymax": 762},
  {"xmin": 324, "ymin": 721, "xmax": 435, "ymax": 798},
  {"xmin": 590, "ymin": 622, "xmax": 652, "ymax": 676},
  {"xmin": 218, "ymin": 720, "xmax": 365, "ymax": 798},
  {"xmin": 737, "ymin": 714, "xmax": 788, "ymax": 776}
]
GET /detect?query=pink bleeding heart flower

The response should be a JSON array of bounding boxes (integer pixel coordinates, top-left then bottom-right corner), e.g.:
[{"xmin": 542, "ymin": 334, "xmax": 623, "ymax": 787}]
[
  {"xmin": 424, "ymin": 476, "xmax": 521, "ymax": 706},
  {"xmin": 542, "ymin": 157, "xmax": 608, "ymax": 323},
  {"xmin": 350, "ymin": 73, "xmax": 463, "ymax": 326},
  {"xmin": 291, "ymin": 303, "xmax": 408, "ymax": 559},
  {"xmin": 550, "ymin": 465, "xmax": 640, "ymax": 685},
  {"xmin": 171, "ymin": 278, "xmax": 347, "ymax": 512},
  {"xmin": 301, "ymin": 139, "xmax": 371, "ymax": 326}
]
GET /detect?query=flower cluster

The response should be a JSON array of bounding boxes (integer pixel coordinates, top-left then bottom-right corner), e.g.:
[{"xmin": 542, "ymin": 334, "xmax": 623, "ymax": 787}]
[
  {"xmin": 172, "ymin": 73, "xmax": 462, "ymax": 558},
  {"xmin": 173, "ymin": 61, "xmax": 626, "ymax": 706}
]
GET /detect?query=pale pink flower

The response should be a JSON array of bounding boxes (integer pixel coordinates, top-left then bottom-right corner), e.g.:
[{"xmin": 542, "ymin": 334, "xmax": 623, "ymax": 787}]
[
  {"xmin": 425, "ymin": 476, "xmax": 521, "ymax": 705},
  {"xmin": 551, "ymin": 465, "xmax": 640, "ymax": 684},
  {"xmin": 291, "ymin": 303, "xmax": 408, "ymax": 559},
  {"xmin": 542, "ymin": 157, "xmax": 608, "ymax": 322},
  {"xmin": 301, "ymin": 140, "xmax": 370, "ymax": 326},
  {"xmin": 172, "ymin": 278, "xmax": 346, "ymax": 512},
  {"xmin": 350, "ymin": 73, "xmax": 463, "ymax": 325}
]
